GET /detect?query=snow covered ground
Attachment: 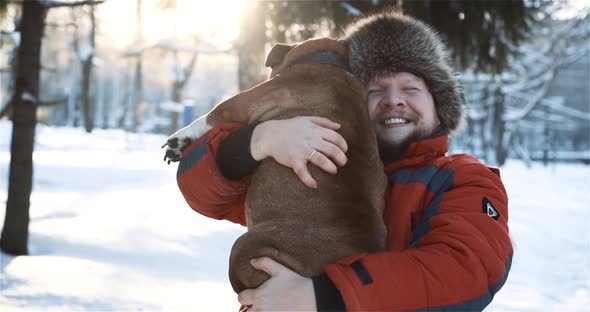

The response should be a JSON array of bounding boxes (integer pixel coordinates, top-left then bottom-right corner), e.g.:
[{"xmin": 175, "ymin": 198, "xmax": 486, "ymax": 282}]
[{"xmin": 0, "ymin": 121, "xmax": 589, "ymax": 311}]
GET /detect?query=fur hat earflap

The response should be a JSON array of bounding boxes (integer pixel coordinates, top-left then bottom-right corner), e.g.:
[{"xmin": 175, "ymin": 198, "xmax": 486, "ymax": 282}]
[{"xmin": 343, "ymin": 11, "xmax": 465, "ymax": 133}]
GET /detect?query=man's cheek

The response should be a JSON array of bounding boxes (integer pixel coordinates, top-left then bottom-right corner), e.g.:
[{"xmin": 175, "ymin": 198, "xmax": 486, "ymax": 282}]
[{"xmin": 367, "ymin": 100, "xmax": 380, "ymax": 119}]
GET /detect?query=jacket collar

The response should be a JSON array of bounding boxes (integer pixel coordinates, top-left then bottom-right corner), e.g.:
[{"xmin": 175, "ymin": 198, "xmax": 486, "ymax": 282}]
[{"xmin": 383, "ymin": 130, "xmax": 449, "ymax": 173}]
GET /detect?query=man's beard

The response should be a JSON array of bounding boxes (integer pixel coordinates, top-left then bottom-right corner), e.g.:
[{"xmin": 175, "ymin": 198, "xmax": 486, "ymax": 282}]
[{"xmin": 377, "ymin": 127, "xmax": 433, "ymax": 164}]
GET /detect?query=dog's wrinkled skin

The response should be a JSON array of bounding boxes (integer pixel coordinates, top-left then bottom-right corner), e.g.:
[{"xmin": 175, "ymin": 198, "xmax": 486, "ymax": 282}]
[{"xmin": 164, "ymin": 38, "xmax": 387, "ymax": 293}]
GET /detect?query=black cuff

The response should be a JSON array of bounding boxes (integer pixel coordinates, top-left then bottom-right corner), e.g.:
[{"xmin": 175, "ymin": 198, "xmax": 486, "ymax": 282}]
[
  {"xmin": 216, "ymin": 123, "xmax": 261, "ymax": 180},
  {"xmin": 312, "ymin": 273, "xmax": 346, "ymax": 312}
]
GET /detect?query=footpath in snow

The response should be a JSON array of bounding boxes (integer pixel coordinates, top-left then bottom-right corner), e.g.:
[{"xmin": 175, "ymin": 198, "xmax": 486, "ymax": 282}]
[{"xmin": 0, "ymin": 121, "xmax": 588, "ymax": 311}]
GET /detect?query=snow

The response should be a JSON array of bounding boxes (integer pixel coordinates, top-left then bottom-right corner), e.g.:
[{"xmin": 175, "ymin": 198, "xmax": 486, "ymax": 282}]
[
  {"xmin": 159, "ymin": 100, "xmax": 184, "ymax": 113},
  {"xmin": 20, "ymin": 92, "xmax": 37, "ymax": 104},
  {"xmin": 1, "ymin": 121, "xmax": 589, "ymax": 311},
  {"xmin": 79, "ymin": 47, "xmax": 95, "ymax": 63},
  {"xmin": 0, "ymin": 122, "xmax": 244, "ymax": 311},
  {"xmin": 10, "ymin": 32, "xmax": 20, "ymax": 48}
]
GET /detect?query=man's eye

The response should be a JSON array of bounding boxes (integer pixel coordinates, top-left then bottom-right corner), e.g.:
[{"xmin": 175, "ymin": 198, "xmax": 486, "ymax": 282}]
[
  {"xmin": 368, "ymin": 89, "xmax": 382, "ymax": 94},
  {"xmin": 404, "ymin": 88, "xmax": 420, "ymax": 92}
]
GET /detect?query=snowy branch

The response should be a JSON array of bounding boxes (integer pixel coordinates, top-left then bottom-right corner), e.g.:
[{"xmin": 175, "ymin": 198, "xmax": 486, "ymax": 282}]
[
  {"xmin": 92, "ymin": 56, "xmax": 103, "ymax": 68},
  {"xmin": 38, "ymin": 0, "xmax": 104, "ymax": 8},
  {"xmin": 45, "ymin": 22, "xmax": 77, "ymax": 28},
  {"xmin": 70, "ymin": 8, "xmax": 82, "ymax": 61},
  {"xmin": 123, "ymin": 46, "xmax": 148, "ymax": 57},
  {"xmin": 124, "ymin": 39, "xmax": 231, "ymax": 58},
  {"xmin": 160, "ymin": 101, "xmax": 184, "ymax": 113},
  {"xmin": 538, "ymin": 97, "xmax": 590, "ymax": 121},
  {"xmin": 155, "ymin": 39, "xmax": 232, "ymax": 54},
  {"xmin": 0, "ymin": 31, "xmax": 20, "ymax": 47},
  {"xmin": 518, "ymin": 119, "xmax": 578, "ymax": 131},
  {"xmin": 21, "ymin": 91, "xmax": 38, "ymax": 104},
  {"xmin": 38, "ymin": 96, "xmax": 69, "ymax": 107},
  {"xmin": 339, "ymin": 2, "xmax": 362, "ymax": 16},
  {"xmin": 527, "ymin": 108, "xmax": 571, "ymax": 123},
  {"xmin": 172, "ymin": 60, "xmax": 183, "ymax": 83},
  {"xmin": 558, "ymin": 45, "xmax": 589, "ymax": 67},
  {"xmin": 80, "ymin": 47, "xmax": 95, "ymax": 62},
  {"xmin": 502, "ymin": 70, "xmax": 554, "ymax": 122},
  {"xmin": 466, "ymin": 107, "xmax": 489, "ymax": 122},
  {"xmin": 181, "ymin": 53, "xmax": 198, "ymax": 85},
  {"xmin": 498, "ymin": 16, "xmax": 588, "ymax": 122},
  {"xmin": 501, "ymin": 68, "xmax": 553, "ymax": 94}
]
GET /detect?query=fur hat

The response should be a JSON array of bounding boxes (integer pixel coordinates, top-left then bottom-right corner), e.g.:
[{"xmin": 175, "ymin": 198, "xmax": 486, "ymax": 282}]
[{"xmin": 343, "ymin": 11, "xmax": 465, "ymax": 133}]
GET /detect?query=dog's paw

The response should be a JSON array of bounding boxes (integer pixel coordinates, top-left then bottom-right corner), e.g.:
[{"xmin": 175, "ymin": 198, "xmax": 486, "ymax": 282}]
[
  {"xmin": 162, "ymin": 136, "xmax": 194, "ymax": 164},
  {"xmin": 162, "ymin": 115, "xmax": 212, "ymax": 164}
]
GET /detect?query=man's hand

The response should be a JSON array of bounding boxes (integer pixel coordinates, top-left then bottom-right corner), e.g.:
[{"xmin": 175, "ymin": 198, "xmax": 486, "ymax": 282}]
[{"xmin": 238, "ymin": 257, "xmax": 317, "ymax": 312}]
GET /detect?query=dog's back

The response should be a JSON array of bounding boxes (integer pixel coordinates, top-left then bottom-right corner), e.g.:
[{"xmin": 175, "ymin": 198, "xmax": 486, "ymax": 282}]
[{"xmin": 208, "ymin": 38, "xmax": 387, "ymax": 293}]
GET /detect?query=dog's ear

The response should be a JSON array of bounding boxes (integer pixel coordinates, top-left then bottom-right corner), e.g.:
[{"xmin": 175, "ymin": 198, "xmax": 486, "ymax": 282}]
[{"xmin": 265, "ymin": 43, "xmax": 293, "ymax": 69}]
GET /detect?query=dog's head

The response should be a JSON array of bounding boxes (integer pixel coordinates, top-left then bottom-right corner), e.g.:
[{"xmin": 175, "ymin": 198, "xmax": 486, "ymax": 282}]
[
  {"xmin": 206, "ymin": 38, "xmax": 352, "ymax": 127},
  {"xmin": 264, "ymin": 37, "xmax": 348, "ymax": 78}
]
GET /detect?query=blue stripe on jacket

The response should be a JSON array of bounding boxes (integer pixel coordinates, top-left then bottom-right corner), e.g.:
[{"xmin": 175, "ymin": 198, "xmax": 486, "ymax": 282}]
[
  {"xmin": 410, "ymin": 253, "xmax": 513, "ymax": 312},
  {"xmin": 177, "ymin": 136, "xmax": 209, "ymax": 178},
  {"xmin": 388, "ymin": 166, "xmax": 454, "ymax": 247}
]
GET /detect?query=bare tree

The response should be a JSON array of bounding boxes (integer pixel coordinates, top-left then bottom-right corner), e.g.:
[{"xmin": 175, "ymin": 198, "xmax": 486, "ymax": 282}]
[
  {"xmin": 168, "ymin": 51, "xmax": 197, "ymax": 133},
  {"xmin": 461, "ymin": 15, "xmax": 589, "ymax": 166},
  {"xmin": 0, "ymin": 0, "xmax": 45, "ymax": 255},
  {"xmin": 131, "ymin": 0, "xmax": 143, "ymax": 132},
  {"xmin": 1, "ymin": 0, "xmax": 103, "ymax": 256},
  {"xmin": 67, "ymin": 3, "xmax": 99, "ymax": 132},
  {"xmin": 81, "ymin": 4, "xmax": 96, "ymax": 132}
]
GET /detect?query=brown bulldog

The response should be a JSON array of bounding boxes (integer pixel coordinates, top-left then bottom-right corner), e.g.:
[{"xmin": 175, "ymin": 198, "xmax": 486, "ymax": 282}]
[{"xmin": 164, "ymin": 37, "xmax": 387, "ymax": 293}]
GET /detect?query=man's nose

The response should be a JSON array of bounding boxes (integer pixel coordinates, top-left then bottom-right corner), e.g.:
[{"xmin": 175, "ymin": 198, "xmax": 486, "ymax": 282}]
[{"xmin": 381, "ymin": 90, "xmax": 405, "ymax": 108}]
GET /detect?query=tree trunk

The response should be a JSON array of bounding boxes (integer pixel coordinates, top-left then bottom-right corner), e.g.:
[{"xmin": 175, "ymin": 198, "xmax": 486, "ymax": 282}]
[
  {"xmin": 493, "ymin": 88, "xmax": 507, "ymax": 166},
  {"xmin": 132, "ymin": 57, "xmax": 142, "ymax": 131},
  {"xmin": 117, "ymin": 67, "xmax": 131, "ymax": 128},
  {"xmin": 0, "ymin": 0, "xmax": 47, "ymax": 256},
  {"xmin": 543, "ymin": 104, "xmax": 551, "ymax": 166},
  {"xmin": 168, "ymin": 53, "xmax": 197, "ymax": 133},
  {"xmin": 81, "ymin": 5, "xmax": 96, "ymax": 133},
  {"xmin": 237, "ymin": 0, "xmax": 267, "ymax": 91},
  {"xmin": 132, "ymin": 0, "xmax": 143, "ymax": 132},
  {"xmin": 65, "ymin": 58, "xmax": 78, "ymax": 126},
  {"xmin": 81, "ymin": 56, "xmax": 94, "ymax": 132},
  {"xmin": 170, "ymin": 78, "xmax": 182, "ymax": 133}
]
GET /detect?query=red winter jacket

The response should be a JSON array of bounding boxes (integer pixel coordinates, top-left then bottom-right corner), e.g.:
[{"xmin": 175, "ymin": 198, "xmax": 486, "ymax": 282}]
[{"xmin": 176, "ymin": 123, "xmax": 512, "ymax": 311}]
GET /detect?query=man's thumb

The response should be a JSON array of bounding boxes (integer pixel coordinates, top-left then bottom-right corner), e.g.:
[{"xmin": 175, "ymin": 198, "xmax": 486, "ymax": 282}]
[{"xmin": 250, "ymin": 257, "xmax": 280, "ymax": 276}]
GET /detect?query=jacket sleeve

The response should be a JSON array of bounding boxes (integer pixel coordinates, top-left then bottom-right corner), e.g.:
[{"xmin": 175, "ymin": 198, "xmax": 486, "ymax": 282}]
[
  {"xmin": 176, "ymin": 122, "xmax": 252, "ymax": 226},
  {"xmin": 320, "ymin": 157, "xmax": 513, "ymax": 311}
]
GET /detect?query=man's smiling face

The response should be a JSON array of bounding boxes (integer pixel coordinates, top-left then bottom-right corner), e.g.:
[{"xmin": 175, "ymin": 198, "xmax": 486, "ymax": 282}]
[{"xmin": 367, "ymin": 72, "xmax": 440, "ymax": 152}]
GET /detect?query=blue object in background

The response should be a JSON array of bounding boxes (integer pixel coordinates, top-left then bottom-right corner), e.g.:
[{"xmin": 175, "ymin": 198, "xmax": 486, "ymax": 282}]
[{"xmin": 182, "ymin": 104, "xmax": 194, "ymax": 127}]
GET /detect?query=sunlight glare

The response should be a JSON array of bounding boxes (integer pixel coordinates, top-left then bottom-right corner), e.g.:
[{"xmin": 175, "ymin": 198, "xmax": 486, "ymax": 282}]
[
  {"xmin": 97, "ymin": 0, "xmax": 245, "ymax": 50},
  {"xmin": 555, "ymin": 0, "xmax": 590, "ymax": 19},
  {"xmin": 174, "ymin": 0, "xmax": 245, "ymax": 46}
]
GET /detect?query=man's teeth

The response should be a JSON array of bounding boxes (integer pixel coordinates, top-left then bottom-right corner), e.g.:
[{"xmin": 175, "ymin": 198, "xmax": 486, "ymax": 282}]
[{"xmin": 384, "ymin": 118, "xmax": 408, "ymax": 125}]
